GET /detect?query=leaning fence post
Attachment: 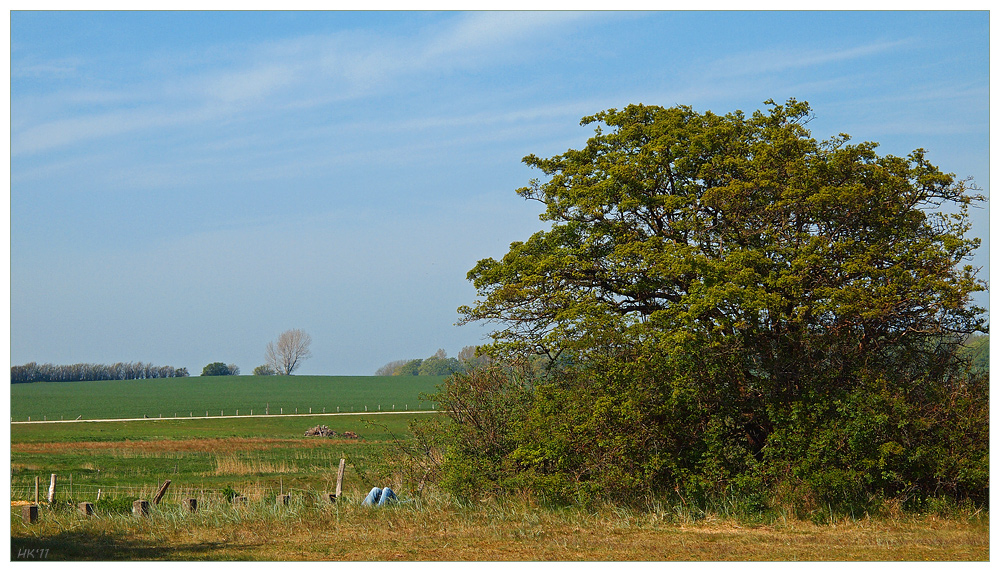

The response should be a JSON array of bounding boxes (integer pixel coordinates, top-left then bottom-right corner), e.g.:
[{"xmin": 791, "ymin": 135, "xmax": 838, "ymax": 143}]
[{"xmin": 153, "ymin": 479, "xmax": 171, "ymax": 504}]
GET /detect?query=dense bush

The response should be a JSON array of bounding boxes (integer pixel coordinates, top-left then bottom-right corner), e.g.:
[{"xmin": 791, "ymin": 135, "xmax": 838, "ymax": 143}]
[
  {"xmin": 201, "ymin": 362, "xmax": 238, "ymax": 377},
  {"xmin": 430, "ymin": 351, "xmax": 988, "ymax": 512},
  {"xmin": 432, "ymin": 100, "xmax": 988, "ymax": 514}
]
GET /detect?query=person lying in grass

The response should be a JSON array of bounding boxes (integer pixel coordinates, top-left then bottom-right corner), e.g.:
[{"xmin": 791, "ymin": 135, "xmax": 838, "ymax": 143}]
[{"xmin": 362, "ymin": 487, "xmax": 397, "ymax": 507}]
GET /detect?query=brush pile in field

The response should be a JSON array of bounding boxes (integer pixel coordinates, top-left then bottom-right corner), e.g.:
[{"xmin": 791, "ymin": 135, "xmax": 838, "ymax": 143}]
[
  {"xmin": 304, "ymin": 425, "xmax": 337, "ymax": 437},
  {"xmin": 342, "ymin": 431, "xmax": 359, "ymax": 439}
]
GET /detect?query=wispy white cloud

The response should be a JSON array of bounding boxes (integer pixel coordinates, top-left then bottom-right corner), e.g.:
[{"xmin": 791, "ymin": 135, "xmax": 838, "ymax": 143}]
[
  {"xmin": 11, "ymin": 57, "xmax": 82, "ymax": 79},
  {"xmin": 11, "ymin": 12, "xmax": 603, "ymax": 157},
  {"xmin": 420, "ymin": 11, "xmax": 592, "ymax": 64},
  {"xmin": 705, "ymin": 39, "xmax": 913, "ymax": 78},
  {"xmin": 199, "ymin": 63, "xmax": 299, "ymax": 104},
  {"xmin": 12, "ymin": 105, "xmax": 218, "ymax": 156}
]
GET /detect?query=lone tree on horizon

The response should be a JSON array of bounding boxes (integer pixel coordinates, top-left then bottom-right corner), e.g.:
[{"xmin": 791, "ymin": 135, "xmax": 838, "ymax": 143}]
[{"xmin": 266, "ymin": 329, "xmax": 313, "ymax": 375}]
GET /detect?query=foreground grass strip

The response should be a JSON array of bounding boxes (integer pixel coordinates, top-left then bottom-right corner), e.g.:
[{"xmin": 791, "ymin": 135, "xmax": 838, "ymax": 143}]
[{"xmin": 10, "ymin": 501, "xmax": 988, "ymax": 561}]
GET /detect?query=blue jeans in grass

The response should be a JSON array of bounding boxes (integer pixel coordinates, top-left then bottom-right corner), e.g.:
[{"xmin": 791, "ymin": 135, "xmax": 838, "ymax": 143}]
[{"xmin": 362, "ymin": 487, "xmax": 397, "ymax": 506}]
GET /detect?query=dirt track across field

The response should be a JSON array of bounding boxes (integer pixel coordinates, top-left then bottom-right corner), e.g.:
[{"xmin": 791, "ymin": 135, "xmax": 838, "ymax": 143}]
[{"xmin": 10, "ymin": 409, "xmax": 438, "ymax": 425}]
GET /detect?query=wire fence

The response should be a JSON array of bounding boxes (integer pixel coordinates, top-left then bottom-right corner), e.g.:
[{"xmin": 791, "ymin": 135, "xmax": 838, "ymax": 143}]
[
  {"xmin": 11, "ymin": 480, "xmax": 346, "ymax": 504},
  {"xmin": 11, "ymin": 403, "xmax": 439, "ymax": 423}
]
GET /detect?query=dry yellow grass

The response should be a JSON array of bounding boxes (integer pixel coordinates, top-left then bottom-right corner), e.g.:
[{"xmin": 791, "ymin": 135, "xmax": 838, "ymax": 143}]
[
  {"xmin": 211, "ymin": 455, "xmax": 298, "ymax": 476},
  {"xmin": 10, "ymin": 497, "xmax": 988, "ymax": 561}
]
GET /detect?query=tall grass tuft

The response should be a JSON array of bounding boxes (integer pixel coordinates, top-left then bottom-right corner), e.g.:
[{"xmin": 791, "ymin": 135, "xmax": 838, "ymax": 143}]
[{"xmin": 211, "ymin": 455, "xmax": 297, "ymax": 476}]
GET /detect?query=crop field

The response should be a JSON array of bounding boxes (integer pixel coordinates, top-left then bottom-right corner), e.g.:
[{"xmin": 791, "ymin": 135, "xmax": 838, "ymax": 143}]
[{"xmin": 10, "ymin": 375, "xmax": 444, "ymax": 421}]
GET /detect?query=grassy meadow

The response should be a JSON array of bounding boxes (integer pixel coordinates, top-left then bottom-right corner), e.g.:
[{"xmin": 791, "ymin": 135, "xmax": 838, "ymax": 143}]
[
  {"xmin": 11, "ymin": 413, "xmax": 424, "ymax": 502},
  {"xmin": 10, "ymin": 375, "xmax": 443, "ymax": 421},
  {"xmin": 9, "ymin": 375, "xmax": 990, "ymax": 561}
]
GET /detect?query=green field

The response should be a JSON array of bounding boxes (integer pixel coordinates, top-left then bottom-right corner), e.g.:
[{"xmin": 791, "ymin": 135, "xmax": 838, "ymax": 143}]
[
  {"xmin": 10, "ymin": 375, "xmax": 444, "ymax": 421},
  {"xmin": 11, "ymin": 412, "xmax": 434, "ymax": 510}
]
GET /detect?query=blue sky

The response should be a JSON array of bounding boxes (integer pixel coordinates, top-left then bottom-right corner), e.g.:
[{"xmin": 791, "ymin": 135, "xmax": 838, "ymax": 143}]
[{"xmin": 7, "ymin": 11, "xmax": 990, "ymax": 376}]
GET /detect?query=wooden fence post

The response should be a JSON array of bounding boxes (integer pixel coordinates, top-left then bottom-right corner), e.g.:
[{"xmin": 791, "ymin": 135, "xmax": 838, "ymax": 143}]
[
  {"xmin": 153, "ymin": 480, "xmax": 171, "ymax": 504},
  {"xmin": 133, "ymin": 500, "xmax": 149, "ymax": 517},
  {"xmin": 34, "ymin": 476, "xmax": 39, "ymax": 505},
  {"xmin": 78, "ymin": 502, "xmax": 94, "ymax": 516},
  {"xmin": 183, "ymin": 498, "xmax": 198, "ymax": 512},
  {"xmin": 47, "ymin": 474, "xmax": 56, "ymax": 504},
  {"xmin": 335, "ymin": 458, "xmax": 346, "ymax": 499},
  {"xmin": 22, "ymin": 505, "xmax": 38, "ymax": 524}
]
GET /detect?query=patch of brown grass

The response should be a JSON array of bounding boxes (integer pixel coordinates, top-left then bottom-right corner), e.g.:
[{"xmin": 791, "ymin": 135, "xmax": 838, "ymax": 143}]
[{"xmin": 10, "ymin": 437, "xmax": 347, "ymax": 455}]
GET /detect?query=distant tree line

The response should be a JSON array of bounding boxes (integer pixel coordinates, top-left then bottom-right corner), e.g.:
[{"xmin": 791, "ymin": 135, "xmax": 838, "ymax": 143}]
[
  {"xmin": 375, "ymin": 346, "xmax": 491, "ymax": 376},
  {"xmin": 10, "ymin": 362, "xmax": 190, "ymax": 384}
]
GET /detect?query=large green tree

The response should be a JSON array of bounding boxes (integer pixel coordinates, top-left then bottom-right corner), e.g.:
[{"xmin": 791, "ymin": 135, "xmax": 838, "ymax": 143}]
[{"xmin": 448, "ymin": 99, "xmax": 987, "ymax": 507}]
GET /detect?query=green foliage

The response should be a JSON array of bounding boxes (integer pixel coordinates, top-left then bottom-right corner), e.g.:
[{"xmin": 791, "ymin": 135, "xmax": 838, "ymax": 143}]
[
  {"xmin": 394, "ymin": 359, "xmax": 423, "ymax": 376},
  {"xmin": 961, "ymin": 334, "xmax": 988, "ymax": 375},
  {"xmin": 431, "ymin": 364, "xmax": 535, "ymax": 502},
  {"xmin": 94, "ymin": 496, "xmax": 140, "ymax": 515},
  {"xmin": 201, "ymin": 362, "xmax": 233, "ymax": 377},
  {"xmin": 441, "ymin": 99, "xmax": 987, "ymax": 513},
  {"xmin": 219, "ymin": 485, "xmax": 240, "ymax": 502},
  {"xmin": 253, "ymin": 364, "xmax": 276, "ymax": 376},
  {"xmin": 419, "ymin": 356, "xmax": 463, "ymax": 376},
  {"xmin": 390, "ymin": 350, "xmax": 467, "ymax": 376}
]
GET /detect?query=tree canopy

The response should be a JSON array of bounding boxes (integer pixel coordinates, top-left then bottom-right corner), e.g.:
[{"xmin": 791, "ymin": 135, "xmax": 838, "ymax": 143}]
[
  {"xmin": 461, "ymin": 98, "xmax": 984, "ymax": 375},
  {"xmin": 440, "ymin": 99, "xmax": 987, "ymax": 510},
  {"xmin": 201, "ymin": 362, "xmax": 238, "ymax": 377}
]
